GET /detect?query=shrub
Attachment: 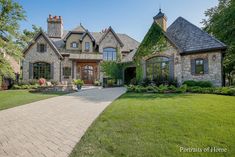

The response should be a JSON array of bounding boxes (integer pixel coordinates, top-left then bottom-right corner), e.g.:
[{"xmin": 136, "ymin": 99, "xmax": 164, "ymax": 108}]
[
  {"xmin": 183, "ymin": 80, "xmax": 213, "ymax": 88},
  {"xmin": 158, "ymin": 85, "xmax": 168, "ymax": 93},
  {"xmin": 94, "ymin": 80, "xmax": 101, "ymax": 86},
  {"xmin": 74, "ymin": 79, "xmax": 84, "ymax": 86},
  {"xmin": 38, "ymin": 78, "xmax": 46, "ymax": 86},
  {"xmin": 51, "ymin": 80, "xmax": 59, "ymax": 86},
  {"xmin": 18, "ymin": 80, "xmax": 30, "ymax": 86},
  {"xmin": 107, "ymin": 79, "xmax": 115, "ymax": 87},
  {"xmin": 141, "ymin": 78, "xmax": 151, "ymax": 87},
  {"xmin": 28, "ymin": 79, "xmax": 38, "ymax": 85},
  {"xmin": 176, "ymin": 84, "xmax": 187, "ymax": 93},
  {"xmin": 130, "ymin": 78, "xmax": 137, "ymax": 85}
]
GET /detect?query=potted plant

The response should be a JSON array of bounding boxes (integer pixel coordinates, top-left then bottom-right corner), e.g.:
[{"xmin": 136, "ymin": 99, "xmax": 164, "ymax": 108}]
[{"xmin": 73, "ymin": 79, "xmax": 84, "ymax": 90}]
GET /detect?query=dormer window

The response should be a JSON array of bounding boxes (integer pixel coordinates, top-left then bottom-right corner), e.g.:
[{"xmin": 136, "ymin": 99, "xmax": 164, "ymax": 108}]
[
  {"xmin": 85, "ymin": 42, "xmax": 90, "ymax": 51},
  {"xmin": 71, "ymin": 42, "xmax": 78, "ymax": 48},
  {"xmin": 37, "ymin": 43, "xmax": 47, "ymax": 52}
]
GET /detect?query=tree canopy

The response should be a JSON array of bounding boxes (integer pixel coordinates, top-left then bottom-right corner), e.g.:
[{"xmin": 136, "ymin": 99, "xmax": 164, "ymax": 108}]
[
  {"xmin": 0, "ymin": 0, "xmax": 26, "ymax": 78},
  {"xmin": 202, "ymin": 0, "xmax": 235, "ymax": 84}
]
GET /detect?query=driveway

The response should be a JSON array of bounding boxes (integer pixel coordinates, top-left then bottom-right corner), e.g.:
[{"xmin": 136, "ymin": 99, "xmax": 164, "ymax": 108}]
[{"xmin": 0, "ymin": 87, "xmax": 126, "ymax": 157}]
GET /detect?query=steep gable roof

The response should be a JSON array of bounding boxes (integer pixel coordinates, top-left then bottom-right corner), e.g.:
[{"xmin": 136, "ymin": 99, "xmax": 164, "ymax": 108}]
[
  {"xmin": 98, "ymin": 26, "xmax": 124, "ymax": 47},
  {"xmin": 166, "ymin": 17, "xmax": 226, "ymax": 54},
  {"xmin": 23, "ymin": 31, "xmax": 63, "ymax": 59},
  {"xmin": 72, "ymin": 23, "xmax": 86, "ymax": 32},
  {"xmin": 80, "ymin": 30, "xmax": 95, "ymax": 42}
]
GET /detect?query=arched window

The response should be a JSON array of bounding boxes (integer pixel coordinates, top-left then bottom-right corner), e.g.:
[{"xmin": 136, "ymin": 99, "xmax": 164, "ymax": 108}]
[
  {"xmin": 103, "ymin": 48, "xmax": 117, "ymax": 61},
  {"xmin": 146, "ymin": 56, "xmax": 170, "ymax": 80},
  {"xmin": 33, "ymin": 62, "xmax": 51, "ymax": 79}
]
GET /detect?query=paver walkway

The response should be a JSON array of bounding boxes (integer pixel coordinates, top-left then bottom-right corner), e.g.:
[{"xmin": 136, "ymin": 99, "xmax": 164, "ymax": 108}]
[{"xmin": 0, "ymin": 87, "xmax": 126, "ymax": 157}]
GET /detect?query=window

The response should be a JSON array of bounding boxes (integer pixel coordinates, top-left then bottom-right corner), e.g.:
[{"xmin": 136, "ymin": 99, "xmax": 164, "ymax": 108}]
[
  {"xmin": 63, "ymin": 67, "xmax": 71, "ymax": 78},
  {"xmin": 195, "ymin": 59, "xmax": 204, "ymax": 74},
  {"xmin": 71, "ymin": 42, "xmax": 78, "ymax": 48},
  {"xmin": 85, "ymin": 42, "xmax": 90, "ymax": 51},
  {"xmin": 103, "ymin": 48, "xmax": 117, "ymax": 61},
  {"xmin": 146, "ymin": 57, "xmax": 170, "ymax": 80},
  {"xmin": 33, "ymin": 62, "xmax": 51, "ymax": 79},
  {"xmin": 37, "ymin": 43, "xmax": 46, "ymax": 52}
]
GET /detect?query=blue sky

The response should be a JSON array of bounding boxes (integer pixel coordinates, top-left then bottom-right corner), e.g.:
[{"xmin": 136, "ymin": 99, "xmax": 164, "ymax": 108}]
[{"xmin": 18, "ymin": 0, "xmax": 218, "ymax": 42}]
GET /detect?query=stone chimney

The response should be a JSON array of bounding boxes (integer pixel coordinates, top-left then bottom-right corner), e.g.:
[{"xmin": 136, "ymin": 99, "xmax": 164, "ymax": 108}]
[
  {"xmin": 47, "ymin": 15, "xmax": 63, "ymax": 38},
  {"xmin": 153, "ymin": 9, "xmax": 167, "ymax": 31}
]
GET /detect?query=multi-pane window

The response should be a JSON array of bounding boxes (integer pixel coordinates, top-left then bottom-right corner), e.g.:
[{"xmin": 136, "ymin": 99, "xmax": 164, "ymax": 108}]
[
  {"xmin": 71, "ymin": 42, "xmax": 78, "ymax": 48},
  {"xmin": 38, "ymin": 44, "xmax": 46, "ymax": 52},
  {"xmin": 146, "ymin": 57, "xmax": 170, "ymax": 80},
  {"xmin": 63, "ymin": 67, "xmax": 71, "ymax": 78},
  {"xmin": 85, "ymin": 42, "xmax": 90, "ymax": 51},
  {"xmin": 195, "ymin": 59, "xmax": 204, "ymax": 74},
  {"xmin": 33, "ymin": 62, "xmax": 51, "ymax": 79},
  {"xmin": 103, "ymin": 48, "xmax": 117, "ymax": 61}
]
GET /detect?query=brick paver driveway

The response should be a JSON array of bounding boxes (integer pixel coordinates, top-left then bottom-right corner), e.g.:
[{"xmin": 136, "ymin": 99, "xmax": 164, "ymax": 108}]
[{"xmin": 0, "ymin": 87, "xmax": 126, "ymax": 157}]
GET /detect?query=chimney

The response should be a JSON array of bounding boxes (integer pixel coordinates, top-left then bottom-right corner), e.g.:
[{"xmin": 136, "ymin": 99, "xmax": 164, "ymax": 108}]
[
  {"xmin": 153, "ymin": 9, "xmax": 167, "ymax": 31},
  {"xmin": 47, "ymin": 15, "xmax": 63, "ymax": 38}
]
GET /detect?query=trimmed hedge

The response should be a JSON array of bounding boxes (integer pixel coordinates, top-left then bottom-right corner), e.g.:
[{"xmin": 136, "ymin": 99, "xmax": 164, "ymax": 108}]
[
  {"xmin": 126, "ymin": 84, "xmax": 235, "ymax": 96},
  {"xmin": 183, "ymin": 80, "xmax": 213, "ymax": 88},
  {"xmin": 127, "ymin": 84, "xmax": 187, "ymax": 94}
]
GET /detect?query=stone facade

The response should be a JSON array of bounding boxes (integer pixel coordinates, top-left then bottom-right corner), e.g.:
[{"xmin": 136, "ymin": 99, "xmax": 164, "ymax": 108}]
[
  {"xmin": 23, "ymin": 35, "xmax": 61, "ymax": 81},
  {"xmin": 181, "ymin": 52, "xmax": 222, "ymax": 86},
  {"xmin": 141, "ymin": 42, "xmax": 223, "ymax": 86}
]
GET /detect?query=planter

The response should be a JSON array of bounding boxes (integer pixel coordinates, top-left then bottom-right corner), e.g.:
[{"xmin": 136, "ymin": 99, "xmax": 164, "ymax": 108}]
[{"xmin": 77, "ymin": 85, "xmax": 82, "ymax": 90}]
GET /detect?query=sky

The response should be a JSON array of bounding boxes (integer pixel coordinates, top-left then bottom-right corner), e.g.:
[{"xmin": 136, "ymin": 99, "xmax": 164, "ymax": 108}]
[{"xmin": 18, "ymin": 0, "xmax": 218, "ymax": 42}]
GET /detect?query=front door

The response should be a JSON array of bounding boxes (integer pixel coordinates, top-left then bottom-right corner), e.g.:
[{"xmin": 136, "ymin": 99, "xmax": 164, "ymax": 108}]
[{"xmin": 82, "ymin": 65, "xmax": 94, "ymax": 84}]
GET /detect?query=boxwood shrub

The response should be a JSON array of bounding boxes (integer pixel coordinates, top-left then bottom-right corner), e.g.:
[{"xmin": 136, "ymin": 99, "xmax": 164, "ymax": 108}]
[{"xmin": 183, "ymin": 80, "xmax": 213, "ymax": 88}]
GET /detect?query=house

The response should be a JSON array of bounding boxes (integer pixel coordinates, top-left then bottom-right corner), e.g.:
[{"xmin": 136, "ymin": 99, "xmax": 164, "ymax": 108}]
[
  {"xmin": 122, "ymin": 9, "xmax": 226, "ymax": 86},
  {"xmin": 22, "ymin": 15, "xmax": 139, "ymax": 85}
]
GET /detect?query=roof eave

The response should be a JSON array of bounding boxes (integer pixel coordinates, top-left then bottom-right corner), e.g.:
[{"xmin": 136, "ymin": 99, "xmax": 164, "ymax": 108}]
[{"xmin": 180, "ymin": 46, "xmax": 227, "ymax": 55}]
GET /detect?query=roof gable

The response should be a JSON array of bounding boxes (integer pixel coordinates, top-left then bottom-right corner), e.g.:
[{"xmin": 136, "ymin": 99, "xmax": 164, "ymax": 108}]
[
  {"xmin": 23, "ymin": 31, "xmax": 63, "ymax": 59},
  {"xmin": 166, "ymin": 17, "xmax": 226, "ymax": 54},
  {"xmin": 80, "ymin": 30, "xmax": 95, "ymax": 42},
  {"xmin": 98, "ymin": 27, "xmax": 124, "ymax": 47}
]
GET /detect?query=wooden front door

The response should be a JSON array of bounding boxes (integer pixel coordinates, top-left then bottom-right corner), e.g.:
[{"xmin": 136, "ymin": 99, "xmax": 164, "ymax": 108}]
[{"xmin": 78, "ymin": 62, "xmax": 98, "ymax": 84}]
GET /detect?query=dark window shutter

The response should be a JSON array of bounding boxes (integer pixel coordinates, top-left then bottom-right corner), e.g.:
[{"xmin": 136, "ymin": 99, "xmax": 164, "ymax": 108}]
[
  {"xmin": 72, "ymin": 61, "xmax": 74, "ymax": 79},
  {"xmin": 37, "ymin": 43, "xmax": 40, "ymax": 52},
  {"xmin": 204, "ymin": 58, "xmax": 209, "ymax": 74},
  {"xmin": 50, "ymin": 63, "xmax": 54, "ymax": 80},
  {"xmin": 44, "ymin": 44, "xmax": 47, "ymax": 52},
  {"xmin": 29, "ymin": 62, "xmax": 33, "ymax": 79},
  {"xmin": 169, "ymin": 55, "xmax": 174, "ymax": 79},
  {"xmin": 191, "ymin": 59, "xmax": 195, "ymax": 75}
]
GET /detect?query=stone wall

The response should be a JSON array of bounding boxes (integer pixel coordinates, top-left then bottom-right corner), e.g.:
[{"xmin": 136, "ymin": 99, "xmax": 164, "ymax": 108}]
[
  {"xmin": 141, "ymin": 42, "xmax": 223, "ymax": 86},
  {"xmin": 99, "ymin": 31, "xmax": 121, "ymax": 58},
  {"xmin": 61, "ymin": 56, "xmax": 73, "ymax": 82},
  {"xmin": 181, "ymin": 52, "xmax": 222, "ymax": 86},
  {"xmin": 23, "ymin": 35, "xmax": 61, "ymax": 81}
]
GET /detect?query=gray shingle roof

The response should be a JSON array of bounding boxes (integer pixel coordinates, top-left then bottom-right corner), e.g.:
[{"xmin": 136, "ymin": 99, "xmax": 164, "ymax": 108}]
[
  {"xmin": 91, "ymin": 32, "xmax": 139, "ymax": 52},
  {"xmin": 166, "ymin": 17, "xmax": 226, "ymax": 53},
  {"xmin": 50, "ymin": 31, "xmax": 140, "ymax": 53},
  {"xmin": 121, "ymin": 49, "xmax": 137, "ymax": 63}
]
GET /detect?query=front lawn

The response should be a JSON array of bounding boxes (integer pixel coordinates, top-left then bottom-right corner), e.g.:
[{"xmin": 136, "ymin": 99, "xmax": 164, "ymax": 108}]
[
  {"xmin": 70, "ymin": 93, "xmax": 235, "ymax": 157},
  {"xmin": 0, "ymin": 90, "xmax": 66, "ymax": 110}
]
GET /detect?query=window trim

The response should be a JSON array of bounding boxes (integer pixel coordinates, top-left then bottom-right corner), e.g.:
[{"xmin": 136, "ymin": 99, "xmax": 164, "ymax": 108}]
[
  {"xmin": 195, "ymin": 58, "xmax": 204, "ymax": 75},
  {"xmin": 63, "ymin": 67, "xmax": 72, "ymax": 78},
  {"xmin": 71, "ymin": 42, "xmax": 78, "ymax": 48},
  {"xmin": 38, "ymin": 43, "xmax": 47, "ymax": 53},
  {"xmin": 33, "ymin": 62, "xmax": 51, "ymax": 79},
  {"xmin": 85, "ymin": 42, "xmax": 90, "ymax": 51},
  {"xmin": 103, "ymin": 47, "xmax": 117, "ymax": 61}
]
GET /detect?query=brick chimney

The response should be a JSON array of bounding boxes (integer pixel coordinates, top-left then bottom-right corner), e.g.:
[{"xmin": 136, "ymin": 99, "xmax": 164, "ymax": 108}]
[
  {"xmin": 153, "ymin": 9, "xmax": 167, "ymax": 31},
  {"xmin": 47, "ymin": 15, "xmax": 63, "ymax": 38}
]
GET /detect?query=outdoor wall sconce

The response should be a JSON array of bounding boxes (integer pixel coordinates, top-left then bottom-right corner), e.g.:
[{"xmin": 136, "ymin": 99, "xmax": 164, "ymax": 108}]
[{"xmin": 212, "ymin": 55, "xmax": 216, "ymax": 61}]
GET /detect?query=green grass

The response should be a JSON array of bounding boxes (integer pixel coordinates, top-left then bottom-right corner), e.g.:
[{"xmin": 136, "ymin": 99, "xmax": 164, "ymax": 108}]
[
  {"xmin": 70, "ymin": 93, "xmax": 235, "ymax": 157},
  {"xmin": 0, "ymin": 90, "xmax": 66, "ymax": 110}
]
